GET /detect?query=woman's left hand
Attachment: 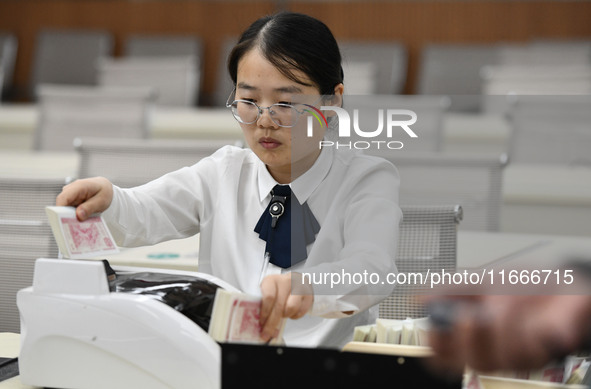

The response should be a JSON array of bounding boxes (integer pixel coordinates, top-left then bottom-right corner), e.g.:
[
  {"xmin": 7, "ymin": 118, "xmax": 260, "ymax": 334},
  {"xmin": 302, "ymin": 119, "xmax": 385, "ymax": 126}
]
[{"xmin": 259, "ymin": 273, "xmax": 314, "ymax": 342}]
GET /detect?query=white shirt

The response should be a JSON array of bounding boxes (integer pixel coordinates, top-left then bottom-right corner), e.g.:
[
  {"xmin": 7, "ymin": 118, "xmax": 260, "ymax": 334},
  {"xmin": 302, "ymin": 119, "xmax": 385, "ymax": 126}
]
[{"xmin": 103, "ymin": 145, "xmax": 401, "ymax": 348}]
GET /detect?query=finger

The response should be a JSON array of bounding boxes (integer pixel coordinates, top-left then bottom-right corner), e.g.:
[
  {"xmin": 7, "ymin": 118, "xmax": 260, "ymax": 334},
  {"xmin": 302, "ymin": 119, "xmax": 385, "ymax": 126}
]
[
  {"xmin": 261, "ymin": 289, "xmax": 288, "ymax": 341},
  {"xmin": 55, "ymin": 178, "xmax": 112, "ymax": 221},
  {"xmin": 460, "ymin": 305, "xmax": 501, "ymax": 372},
  {"xmin": 284, "ymin": 295, "xmax": 302, "ymax": 318},
  {"xmin": 425, "ymin": 328, "xmax": 465, "ymax": 375},
  {"xmin": 285, "ymin": 294, "xmax": 313, "ymax": 320},
  {"xmin": 259, "ymin": 277, "xmax": 277, "ymax": 327},
  {"xmin": 75, "ymin": 194, "xmax": 106, "ymax": 221},
  {"xmin": 56, "ymin": 180, "xmax": 92, "ymax": 207},
  {"xmin": 260, "ymin": 280, "xmax": 289, "ymax": 342}
]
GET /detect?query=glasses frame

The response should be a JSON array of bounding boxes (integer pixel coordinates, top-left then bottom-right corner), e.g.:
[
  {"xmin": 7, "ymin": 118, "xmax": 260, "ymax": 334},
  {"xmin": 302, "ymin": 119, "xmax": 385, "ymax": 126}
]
[{"xmin": 225, "ymin": 89, "xmax": 325, "ymax": 128}]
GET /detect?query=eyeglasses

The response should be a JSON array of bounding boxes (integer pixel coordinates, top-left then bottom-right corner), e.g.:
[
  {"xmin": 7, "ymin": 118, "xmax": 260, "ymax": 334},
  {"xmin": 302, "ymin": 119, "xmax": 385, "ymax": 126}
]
[{"xmin": 226, "ymin": 90, "xmax": 320, "ymax": 128}]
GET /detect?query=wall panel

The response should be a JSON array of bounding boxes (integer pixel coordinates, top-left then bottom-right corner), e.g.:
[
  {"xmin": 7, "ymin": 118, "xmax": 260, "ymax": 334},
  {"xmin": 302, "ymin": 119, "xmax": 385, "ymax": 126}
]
[{"xmin": 0, "ymin": 1, "xmax": 590, "ymax": 102}]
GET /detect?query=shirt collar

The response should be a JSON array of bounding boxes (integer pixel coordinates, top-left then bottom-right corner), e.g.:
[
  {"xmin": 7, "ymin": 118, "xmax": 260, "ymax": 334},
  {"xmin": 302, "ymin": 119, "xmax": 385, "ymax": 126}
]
[
  {"xmin": 257, "ymin": 159, "xmax": 279, "ymax": 203},
  {"xmin": 291, "ymin": 146, "xmax": 333, "ymax": 204},
  {"xmin": 256, "ymin": 146, "xmax": 334, "ymax": 204}
]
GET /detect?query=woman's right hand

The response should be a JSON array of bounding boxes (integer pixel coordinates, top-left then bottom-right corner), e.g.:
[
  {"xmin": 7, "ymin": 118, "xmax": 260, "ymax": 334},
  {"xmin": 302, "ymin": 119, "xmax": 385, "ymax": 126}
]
[{"xmin": 56, "ymin": 177, "xmax": 114, "ymax": 221}]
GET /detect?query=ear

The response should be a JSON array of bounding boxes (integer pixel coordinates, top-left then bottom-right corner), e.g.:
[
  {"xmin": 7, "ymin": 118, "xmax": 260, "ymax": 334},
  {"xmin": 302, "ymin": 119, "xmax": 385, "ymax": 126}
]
[{"xmin": 324, "ymin": 83, "xmax": 344, "ymax": 107}]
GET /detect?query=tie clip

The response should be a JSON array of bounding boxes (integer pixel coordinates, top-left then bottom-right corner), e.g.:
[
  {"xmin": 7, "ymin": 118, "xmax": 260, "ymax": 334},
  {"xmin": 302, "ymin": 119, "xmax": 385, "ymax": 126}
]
[{"xmin": 269, "ymin": 194, "xmax": 286, "ymax": 228}]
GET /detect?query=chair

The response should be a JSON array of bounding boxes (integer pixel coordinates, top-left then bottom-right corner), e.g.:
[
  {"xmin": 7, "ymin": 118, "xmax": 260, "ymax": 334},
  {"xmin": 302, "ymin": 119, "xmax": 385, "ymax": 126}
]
[
  {"xmin": 34, "ymin": 84, "xmax": 155, "ymax": 151},
  {"xmin": 507, "ymin": 95, "xmax": 591, "ymax": 165},
  {"xmin": 416, "ymin": 43, "xmax": 500, "ymax": 112},
  {"xmin": 379, "ymin": 205, "xmax": 463, "ymax": 320},
  {"xmin": 0, "ymin": 177, "xmax": 67, "ymax": 333},
  {"xmin": 378, "ymin": 152, "xmax": 508, "ymax": 231},
  {"xmin": 124, "ymin": 34, "xmax": 203, "ymax": 58},
  {"xmin": 212, "ymin": 37, "xmax": 238, "ymax": 108},
  {"xmin": 339, "ymin": 40, "xmax": 407, "ymax": 95},
  {"xmin": 75, "ymin": 137, "xmax": 242, "ymax": 187},
  {"xmin": 0, "ymin": 32, "xmax": 17, "ymax": 100},
  {"xmin": 345, "ymin": 95, "xmax": 450, "ymax": 153},
  {"xmin": 417, "ymin": 43, "xmax": 500, "ymax": 95},
  {"xmin": 97, "ymin": 56, "xmax": 199, "ymax": 107},
  {"xmin": 29, "ymin": 29, "xmax": 113, "ymax": 99},
  {"xmin": 499, "ymin": 41, "xmax": 591, "ymax": 66},
  {"xmin": 123, "ymin": 34, "xmax": 203, "ymax": 106},
  {"xmin": 480, "ymin": 64, "xmax": 591, "ymax": 114}
]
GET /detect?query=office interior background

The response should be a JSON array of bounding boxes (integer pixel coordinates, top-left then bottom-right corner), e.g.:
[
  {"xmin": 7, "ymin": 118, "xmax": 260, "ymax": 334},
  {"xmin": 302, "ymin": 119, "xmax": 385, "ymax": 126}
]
[
  {"xmin": 1, "ymin": 0, "xmax": 591, "ymax": 102},
  {"xmin": 1, "ymin": 0, "xmax": 591, "ymax": 334}
]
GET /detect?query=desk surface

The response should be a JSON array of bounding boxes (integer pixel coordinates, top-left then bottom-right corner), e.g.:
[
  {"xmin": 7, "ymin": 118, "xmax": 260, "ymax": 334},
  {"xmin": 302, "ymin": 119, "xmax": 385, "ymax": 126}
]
[
  {"xmin": 0, "ymin": 151, "xmax": 78, "ymax": 180},
  {"xmin": 2, "ymin": 231, "xmax": 590, "ymax": 389},
  {"xmin": 0, "ymin": 333, "xmax": 37, "ymax": 389},
  {"xmin": 0, "ymin": 104, "xmax": 509, "ymax": 154},
  {"xmin": 101, "ymin": 235, "xmax": 199, "ymax": 271},
  {"xmin": 100, "ymin": 230, "xmax": 591, "ymax": 274},
  {"xmin": 458, "ymin": 230, "xmax": 591, "ymax": 270},
  {"xmin": 0, "ymin": 104, "xmax": 242, "ymax": 142}
]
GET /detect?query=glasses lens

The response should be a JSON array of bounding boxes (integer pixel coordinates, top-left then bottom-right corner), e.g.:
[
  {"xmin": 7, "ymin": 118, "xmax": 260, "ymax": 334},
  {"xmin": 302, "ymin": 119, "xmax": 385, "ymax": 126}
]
[
  {"xmin": 230, "ymin": 101, "xmax": 299, "ymax": 127},
  {"xmin": 232, "ymin": 101, "xmax": 259, "ymax": 124},
  {"xmin": 270, "ymin": 104, "xmax": 298, "ymax": 127}
]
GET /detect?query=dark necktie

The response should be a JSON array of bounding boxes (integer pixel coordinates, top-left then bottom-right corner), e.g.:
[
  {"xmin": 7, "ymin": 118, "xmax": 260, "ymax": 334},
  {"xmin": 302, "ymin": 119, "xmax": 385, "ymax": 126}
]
[{"xmin": 254, "ymin": 184, "xmax": 320, "ymax": 269}]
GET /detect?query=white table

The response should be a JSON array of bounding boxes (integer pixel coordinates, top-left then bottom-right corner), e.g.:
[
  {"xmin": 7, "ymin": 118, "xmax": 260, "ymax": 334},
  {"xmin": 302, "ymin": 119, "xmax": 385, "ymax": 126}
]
[
  {"xmin": 100, "ymin": 230, "xmax": 591, "ymax": 274},
  {"xmin": 1, "ymin": 105, "xmax": 589, "ymax": 236},
  {"xmin": 0, "ymin": 150, "xmax": 78, "ymax": 180},
  {"xmin": 0, "ymin": 103, "xmax": 509, "ymax": 153},
  {"xmin": 100, "ymin": 235, "xmax": 199, "ymax": 271},
  {"xmin": 458, "ymin": 230, "xmax": 591, "ymax": 270},
  {"xmin": 2, "ymin": 231, "xmax": 590, "ymax": 389},
  {"xmin": 501, "ymin": 164, "xmax": 591, "ymax": 237},
  {"xmin": 0, "ymin": 333, "xmax": 36, "ymax": 389},
  {"xmin": 0, "ymin": 104, "xmax": 242, "ymax": 149}
]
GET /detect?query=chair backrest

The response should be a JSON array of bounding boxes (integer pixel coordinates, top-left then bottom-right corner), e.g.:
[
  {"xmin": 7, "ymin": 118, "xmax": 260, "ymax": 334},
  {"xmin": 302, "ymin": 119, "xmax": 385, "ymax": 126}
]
[
  {"xmin": 0, "ymin": 32, "xmax": 17, "ymax": 99},
  {"xmin": 0, "ymin": 177, "xmax": 67, "ymax": 332},
  {"xmin": 75, "ymin": 137, "xmax": 242, "ymax": 187},
  {"xmin": 34, "ymin": 84, "xmax": 155, "ymax": 151},
  {"xmin": 481, "ymin": 64, "xmax": 591, "ymax": 114},
  {"xmin": 212, "ymin": 37, "xmax": 238, "ymax": 108},
  {"xmin": 379, "ymin": 204, "xmax": 462, "ymax": 320},
  {"xmin": 345, "ymin": 95, "xmax": 450, "ymax": 153},
  {"xmin": 124, "ymin": 34, "xmax": 203, "ymax": 58},
  {"xmin": 339, "ymin": 40, "xmax": 407, "ymax": 95},
  {"xmin": 29, "ymin": 29, "xmax": 113, "ymax": 98},
  {"xmin": 499, "ymin": 41, "xmax": 591, "ymax": 66},
  {"xmin": 97, "ymin": 56, "xmax": 199, "ymax": 107},
  {"xmin": 123, "ymin": 34, "xmax": 203, "ymax": 106},
  {"xmin": 416, "ymin": 43, "xmax": 500, "ymax": 112},
  {"xmin": 376, "ymin": 152, "xmax": 508, "ymax": 231},
  {"xmin": 0, "ymin": 67, "xmax": 3, "ymax": 102},
  {"xmin": 507, "ymin": 95, "xmax": 591, "ymax": 165}
]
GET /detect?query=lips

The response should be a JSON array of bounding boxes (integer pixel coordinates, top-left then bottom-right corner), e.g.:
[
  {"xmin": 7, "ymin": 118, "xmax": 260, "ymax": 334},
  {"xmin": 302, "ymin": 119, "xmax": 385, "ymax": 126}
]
[{"xmin": 258, "ymin": 137, "xmax": 282, "ymax": 150}]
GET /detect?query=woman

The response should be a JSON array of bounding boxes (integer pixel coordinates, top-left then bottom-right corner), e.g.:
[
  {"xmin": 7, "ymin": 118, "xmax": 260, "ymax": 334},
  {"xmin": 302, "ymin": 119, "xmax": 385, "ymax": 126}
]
[{"xmin": 57, "ymin": 11, "xmax": 401, "ymax": 348}]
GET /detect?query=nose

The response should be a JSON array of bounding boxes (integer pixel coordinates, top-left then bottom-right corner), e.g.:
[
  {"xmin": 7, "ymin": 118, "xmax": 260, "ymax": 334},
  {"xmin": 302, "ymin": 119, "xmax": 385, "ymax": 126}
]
[{"xmin": 257, "ymin": 106, "xmax": 279, "ymax": 129}]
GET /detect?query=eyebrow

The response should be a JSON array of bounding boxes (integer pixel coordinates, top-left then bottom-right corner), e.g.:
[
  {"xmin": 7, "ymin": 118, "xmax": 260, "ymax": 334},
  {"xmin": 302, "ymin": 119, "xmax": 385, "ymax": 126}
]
[{"xmin": 236, "ymin": 82, "xmax": 303, "ymax": 94}]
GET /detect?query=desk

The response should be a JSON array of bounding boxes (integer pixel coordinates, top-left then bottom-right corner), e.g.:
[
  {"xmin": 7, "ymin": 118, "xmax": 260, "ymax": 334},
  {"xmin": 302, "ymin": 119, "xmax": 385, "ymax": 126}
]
[
  {"xmin": 0, "ymin": 104, "xmax": 241, "ymax": 149},
  {"xmin": 0, "ymin": 333, "xmax": 36, "ymax": 389},
  {"xmin": 0, "ymin": 103, "xmax": 508, "ymax": 153},
  {"xmin": 458, "ymin": 230, "xmax": 591, "ymax": 270},
  {"xmin": 2, "ymin": 232, "xmax": 590, "ymax": 389},
  {"xmin": 443, "ymin": 112, "xmax": 510, "ymax": 155},
  {"xmin": 0, "ymin": 151, "xmax": 78, "ymax": 180},
  {"xmin": 0, "ymin": 107, "xmax": 589, "ymax": 236},
  {"xmin": 102, "ymin": 235, "xmax": 199, "ymax": 271},
  {"xmin": 100, "ymin": 230, "xmax": 591, "ymax": 274},
  {"xmin": 501, "ymin": 164, "xmax": 591, "ymax": 237}
]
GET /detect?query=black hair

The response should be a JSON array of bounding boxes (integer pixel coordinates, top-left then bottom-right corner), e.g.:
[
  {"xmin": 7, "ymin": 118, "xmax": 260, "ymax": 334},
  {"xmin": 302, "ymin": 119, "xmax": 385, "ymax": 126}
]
[{"xmin": 227, "ymin": 11, "xmax": 344, "ymax": 96}]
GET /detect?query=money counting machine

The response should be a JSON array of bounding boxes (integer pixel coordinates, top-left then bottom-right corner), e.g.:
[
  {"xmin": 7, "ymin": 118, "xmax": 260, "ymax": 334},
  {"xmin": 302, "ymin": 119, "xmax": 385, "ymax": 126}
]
[{"xmin": 17, "ymin": 258, "xmax": 239, "ymax": 389}]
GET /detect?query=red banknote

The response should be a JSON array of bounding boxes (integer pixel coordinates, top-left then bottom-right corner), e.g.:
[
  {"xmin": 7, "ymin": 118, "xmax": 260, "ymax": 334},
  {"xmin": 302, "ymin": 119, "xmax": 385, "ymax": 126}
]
[{"xmin": 46, "ymin": 206, "xmax": 119, "ymax": 258}]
